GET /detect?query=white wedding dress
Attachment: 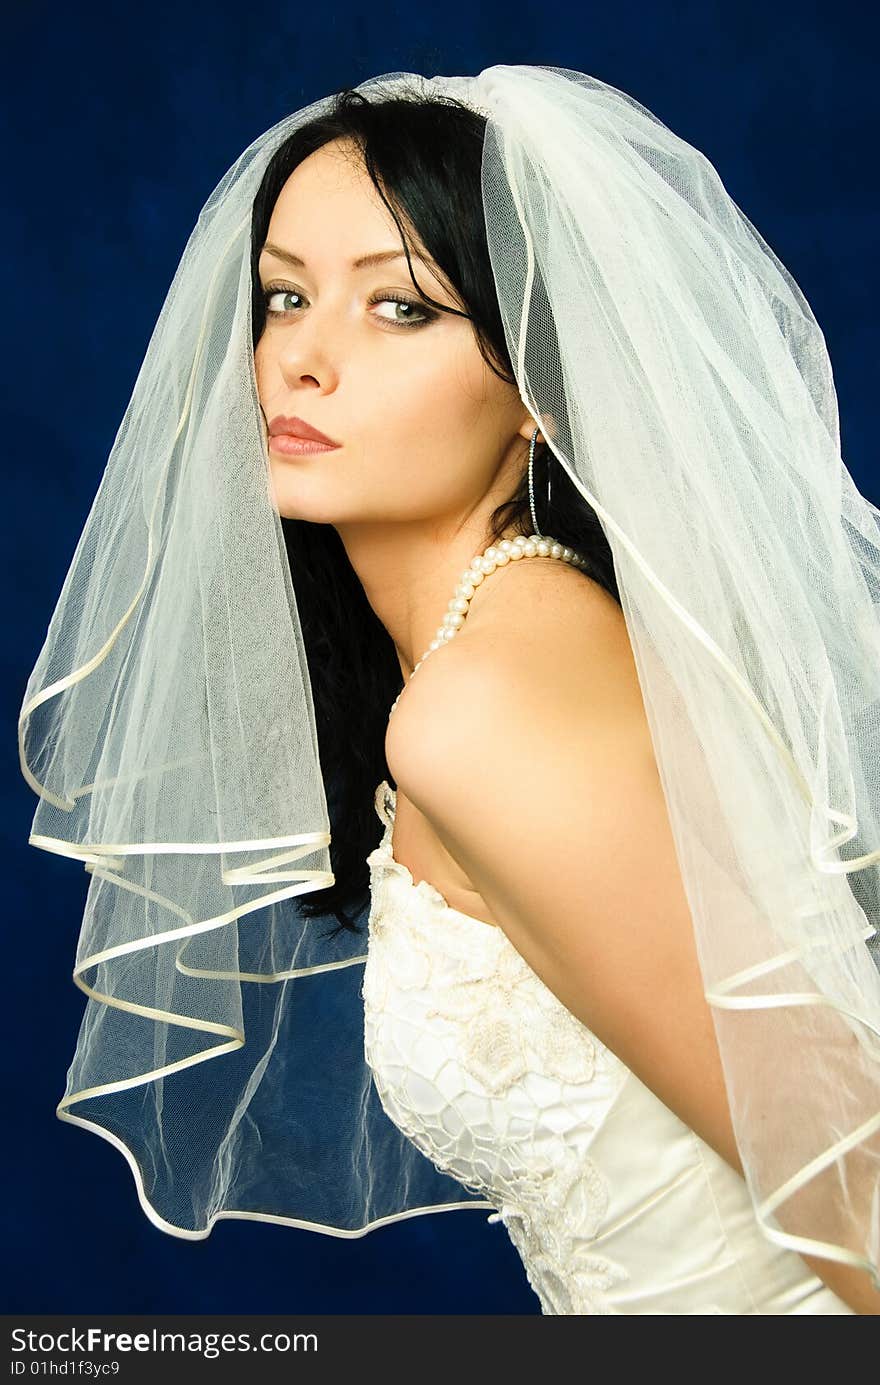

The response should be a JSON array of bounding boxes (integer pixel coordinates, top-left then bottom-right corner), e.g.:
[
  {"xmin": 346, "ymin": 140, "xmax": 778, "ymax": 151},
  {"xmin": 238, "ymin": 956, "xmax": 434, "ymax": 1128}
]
[{"xmin": 361, "ymin": 778, "xmax": 854, "ymax": 1315}]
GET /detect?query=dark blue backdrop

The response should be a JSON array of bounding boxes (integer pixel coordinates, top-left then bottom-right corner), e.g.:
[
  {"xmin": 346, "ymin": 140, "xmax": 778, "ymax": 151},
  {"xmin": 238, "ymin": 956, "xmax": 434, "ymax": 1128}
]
[{"xmin": 4, "ymin": 0, "xmax": 877, "ymax": 1315}]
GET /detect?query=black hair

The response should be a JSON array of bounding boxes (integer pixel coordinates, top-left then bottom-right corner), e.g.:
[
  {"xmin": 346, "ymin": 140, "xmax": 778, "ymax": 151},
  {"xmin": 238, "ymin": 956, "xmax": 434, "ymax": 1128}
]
[{"xmin": 249, "ymin": 83, "xmax": 620, "ymax": 938}]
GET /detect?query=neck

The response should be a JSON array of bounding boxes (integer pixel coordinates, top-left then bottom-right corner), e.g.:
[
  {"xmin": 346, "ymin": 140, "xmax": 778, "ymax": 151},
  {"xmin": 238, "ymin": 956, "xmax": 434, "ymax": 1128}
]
[{"xmin": 335, "ymin": 517, "xmax": 523, "ymax": 681}]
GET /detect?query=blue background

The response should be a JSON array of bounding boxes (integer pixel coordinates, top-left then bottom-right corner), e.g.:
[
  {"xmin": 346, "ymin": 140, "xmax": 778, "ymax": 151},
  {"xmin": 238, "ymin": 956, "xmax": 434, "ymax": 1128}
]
[{"xmin": 4, "ymin": 0, "xmax": 877, "ymax": 1314}]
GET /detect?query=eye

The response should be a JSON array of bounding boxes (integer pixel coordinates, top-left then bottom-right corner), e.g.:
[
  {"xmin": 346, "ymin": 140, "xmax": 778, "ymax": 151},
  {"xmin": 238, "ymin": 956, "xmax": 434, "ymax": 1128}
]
[
  {"xmin": 260, "ymin": 283, "xmax": 437, "ymax": 330},
  {"xmin": 366, "ymin": 292, "xmax": 435, "ymax": 328},
  {"xmin": 262, "ymin": 286, "xmax": 306, "ymax": 315}
]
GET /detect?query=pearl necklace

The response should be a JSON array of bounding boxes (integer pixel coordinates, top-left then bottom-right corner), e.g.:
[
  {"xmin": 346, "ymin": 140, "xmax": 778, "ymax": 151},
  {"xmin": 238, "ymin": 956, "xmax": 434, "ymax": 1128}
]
[{"xmin": 389, "ymin": 532, "xmax": 589, "ymax": 718}]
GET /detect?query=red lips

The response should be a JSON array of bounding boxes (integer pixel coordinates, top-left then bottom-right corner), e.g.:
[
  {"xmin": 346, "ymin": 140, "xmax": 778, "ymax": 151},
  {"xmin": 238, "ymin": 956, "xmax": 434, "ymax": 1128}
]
[{"xmin": 267, "ymin": 415, "xmax": 340, "ymax": 446}]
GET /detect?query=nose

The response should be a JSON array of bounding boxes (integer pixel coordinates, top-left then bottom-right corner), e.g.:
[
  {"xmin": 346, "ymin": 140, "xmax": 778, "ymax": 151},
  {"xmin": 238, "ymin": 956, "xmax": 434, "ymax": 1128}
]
[{"xmin": 274, "ymin": 298, "xmax": 344, "ymax": 390}]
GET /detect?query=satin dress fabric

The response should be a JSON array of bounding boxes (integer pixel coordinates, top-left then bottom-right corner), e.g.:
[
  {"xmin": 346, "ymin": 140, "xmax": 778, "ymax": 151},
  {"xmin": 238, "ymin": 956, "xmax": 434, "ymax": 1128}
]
[{"xmin": 361, "ymin": 779, "xmax": 854, "ymax": 1315}]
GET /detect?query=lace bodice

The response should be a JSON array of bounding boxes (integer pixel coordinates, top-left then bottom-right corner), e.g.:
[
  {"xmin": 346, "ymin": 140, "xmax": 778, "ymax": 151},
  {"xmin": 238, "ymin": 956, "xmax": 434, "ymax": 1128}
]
[{"xmin": 361, "ymin": 779, "xmax": 854, "ymax": 1315}]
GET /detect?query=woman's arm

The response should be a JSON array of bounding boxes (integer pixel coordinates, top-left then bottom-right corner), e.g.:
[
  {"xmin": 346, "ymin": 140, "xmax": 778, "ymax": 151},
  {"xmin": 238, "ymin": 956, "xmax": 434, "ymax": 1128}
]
[{"xmin": 388, "ymin": 579, "xmax": 880, "ymax": 1315}]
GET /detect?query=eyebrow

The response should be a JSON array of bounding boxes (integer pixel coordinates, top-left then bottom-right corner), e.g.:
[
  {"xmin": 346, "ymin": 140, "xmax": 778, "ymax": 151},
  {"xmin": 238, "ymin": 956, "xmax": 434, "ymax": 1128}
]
[{"xmin": 260, "ymin": 242, "xmax": 435, "ymax": 273}]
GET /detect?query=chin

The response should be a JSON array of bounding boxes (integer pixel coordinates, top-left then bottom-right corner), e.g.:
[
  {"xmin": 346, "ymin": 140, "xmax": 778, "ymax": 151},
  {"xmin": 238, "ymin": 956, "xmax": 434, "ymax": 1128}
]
[{"xmin": 268, "ymin": 480, "xmax": 337, "ymax": 525}]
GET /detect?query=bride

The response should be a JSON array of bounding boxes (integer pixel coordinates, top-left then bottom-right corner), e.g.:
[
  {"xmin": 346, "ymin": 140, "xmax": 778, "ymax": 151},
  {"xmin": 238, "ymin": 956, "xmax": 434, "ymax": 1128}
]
[
  {"xmin": 251, "ymin": 85, "xmax": 875, "ymax": 1313},
  {"xmin": 20, "ymin": 67, "xmax": 880, "ymax": 1313}
]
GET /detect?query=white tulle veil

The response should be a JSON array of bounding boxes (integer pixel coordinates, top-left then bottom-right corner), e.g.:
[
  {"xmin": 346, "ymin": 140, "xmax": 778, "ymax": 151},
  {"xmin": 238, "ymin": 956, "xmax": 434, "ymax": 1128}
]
[{"xmin": 18, "ymin": 64, "xmax": 880, "ymax": 1289}]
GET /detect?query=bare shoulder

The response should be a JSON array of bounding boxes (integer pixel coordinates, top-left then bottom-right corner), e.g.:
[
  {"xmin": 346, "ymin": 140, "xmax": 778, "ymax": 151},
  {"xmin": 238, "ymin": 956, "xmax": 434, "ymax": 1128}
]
[
  {"xmin": 466, "ymin": 551, "xmax": 623, "ymax": 646},
  {"xmin": 386, "ymin": 556, "xmax": 655, "ymax": 799}
]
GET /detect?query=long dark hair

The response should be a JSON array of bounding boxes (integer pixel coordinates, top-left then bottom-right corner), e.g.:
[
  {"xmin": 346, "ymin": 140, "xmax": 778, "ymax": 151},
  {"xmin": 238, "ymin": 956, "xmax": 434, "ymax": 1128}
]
[{"xmin": 250, "ymin": 82, "xmax": 620, "ymax": 937}]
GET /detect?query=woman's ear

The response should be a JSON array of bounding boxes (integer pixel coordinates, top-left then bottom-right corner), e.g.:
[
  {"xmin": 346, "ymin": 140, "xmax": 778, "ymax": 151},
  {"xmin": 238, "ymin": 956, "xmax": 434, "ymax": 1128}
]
[{"xmin": 516, "ymin": 413, "xmax": 557, "ymax": 446}]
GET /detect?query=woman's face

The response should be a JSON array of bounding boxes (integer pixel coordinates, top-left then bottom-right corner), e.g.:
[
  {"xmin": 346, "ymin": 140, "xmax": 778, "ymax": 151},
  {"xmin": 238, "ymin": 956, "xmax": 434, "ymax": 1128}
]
[{"xmin": 254, "ymin": 137, "xmax": 533, "ymax": 529}]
